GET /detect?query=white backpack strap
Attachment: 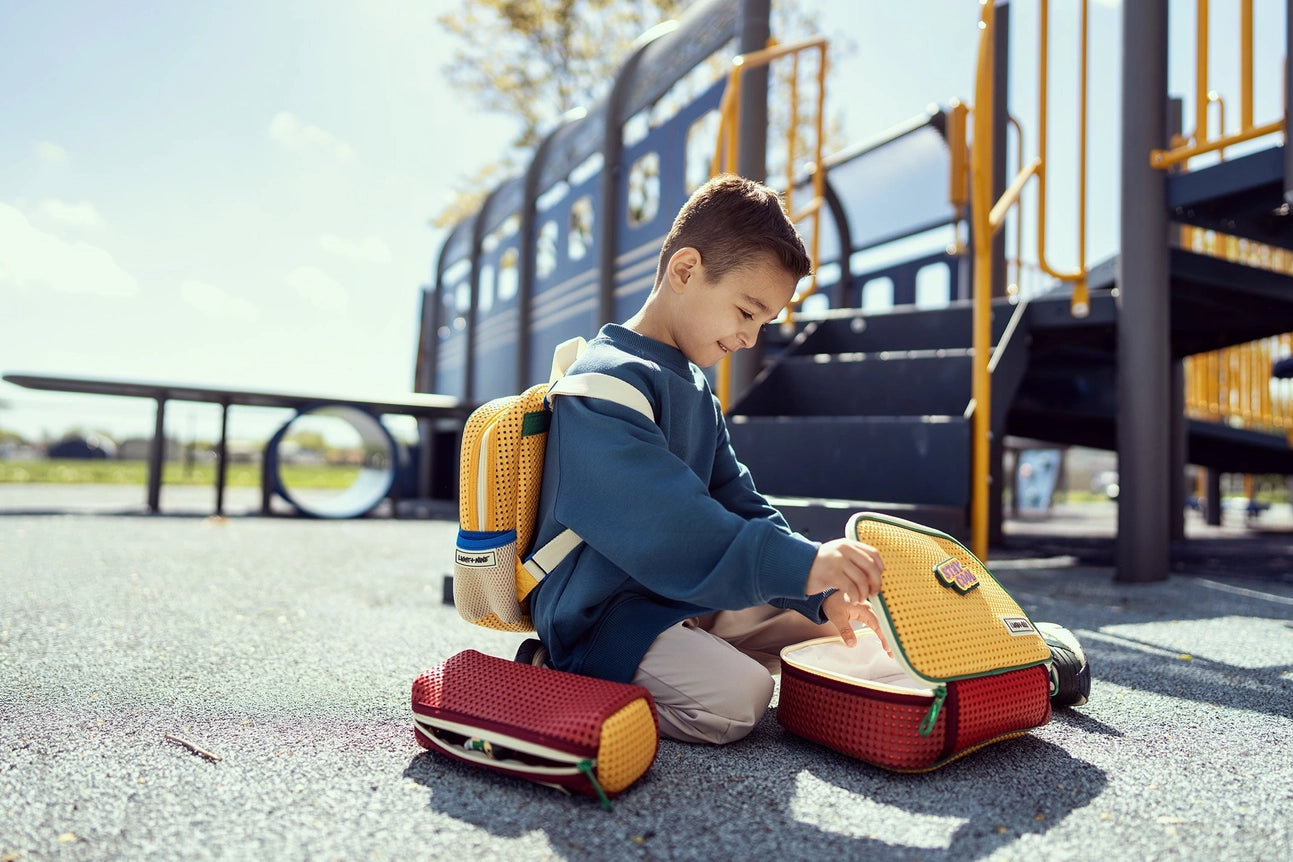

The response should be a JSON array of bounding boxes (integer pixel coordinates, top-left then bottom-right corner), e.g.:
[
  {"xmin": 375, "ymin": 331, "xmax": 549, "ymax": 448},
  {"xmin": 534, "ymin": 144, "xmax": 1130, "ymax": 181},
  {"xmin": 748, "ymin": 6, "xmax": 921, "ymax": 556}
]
[
  {"xmin": 524, "ymin": 364, "xmax": 654, "ymax": 584},
  {"xmin": 523, "ymin": 527, "xmax": 584, "ymax": 582},
  {"xmin": 548, "ymin": 371, "xmax": 654, "ymax": 422},
  {"xmin": 549, "ymin": 337, "xmax": 589, "ymax": 384}
]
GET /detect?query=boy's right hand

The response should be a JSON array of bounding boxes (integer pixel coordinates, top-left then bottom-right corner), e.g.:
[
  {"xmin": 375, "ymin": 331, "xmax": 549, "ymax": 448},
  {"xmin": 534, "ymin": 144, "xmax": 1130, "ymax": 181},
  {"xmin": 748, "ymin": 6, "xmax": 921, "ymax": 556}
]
[{"xmin": 805, "ymin": 537, "xmax": 884, "ymax": 606}]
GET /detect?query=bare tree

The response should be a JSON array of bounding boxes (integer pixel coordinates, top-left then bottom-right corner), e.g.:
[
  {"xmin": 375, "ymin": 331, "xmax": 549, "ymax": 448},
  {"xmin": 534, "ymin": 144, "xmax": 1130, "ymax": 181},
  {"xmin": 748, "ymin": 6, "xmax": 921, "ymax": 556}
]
[{"xmin": 431, "ymin": 0, "xmax": 845, "ymax": 227}]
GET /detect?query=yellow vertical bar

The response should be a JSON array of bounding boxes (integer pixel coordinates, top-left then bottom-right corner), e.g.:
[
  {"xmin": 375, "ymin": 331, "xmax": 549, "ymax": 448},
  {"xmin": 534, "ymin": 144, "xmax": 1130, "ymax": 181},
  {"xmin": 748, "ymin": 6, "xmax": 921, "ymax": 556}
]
[
  {"xmin": 1241, "ymin": 0, "xmax": 1253, "ymax": 129},
  {"xmin": 1260, "ymin": 339, "xmax": 1273, "ymax": 423},
  {"xmin": 806, "ymin": 42, "xmax": 827, "ymax": 305},
  {"xmin": 726, "ymin": 69, "xmax": 741, "ymax": 173},
  {"xmin": 1185, "ymin": 355, "xmax": 1197, "ymax": 414},
  {"xmin": 1072, "ymin": 0, "xmax": 1090, "ymax": 315},
  {"xmin": 1240, "ymin": 347, "xmax": 1252, "ymax": 422},
  {"xmin": 970, "ymin": 0, "xmax": 996, "ymax": 561},
  {"xmin": 948, "ymin": 103, "xmax": 969, "ymax": 208},
  {"xmin": 1197, "ymin": 0, "xmax": 1209, "ymax": 142},
  {"xmin": 785, "ymin": 52, "xmax": 800, "ymax": 217}
]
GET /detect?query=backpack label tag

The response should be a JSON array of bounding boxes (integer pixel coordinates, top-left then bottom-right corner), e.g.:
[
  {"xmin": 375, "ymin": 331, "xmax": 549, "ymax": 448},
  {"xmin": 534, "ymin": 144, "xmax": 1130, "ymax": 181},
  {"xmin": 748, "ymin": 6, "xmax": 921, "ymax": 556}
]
[
  {"xmin": 456, "ymin": 548, "xmax": 499, "ymax": 568},
  {"xmin": 1001, "ymin": 616, "xmax": 1038, "ymax": 637}
]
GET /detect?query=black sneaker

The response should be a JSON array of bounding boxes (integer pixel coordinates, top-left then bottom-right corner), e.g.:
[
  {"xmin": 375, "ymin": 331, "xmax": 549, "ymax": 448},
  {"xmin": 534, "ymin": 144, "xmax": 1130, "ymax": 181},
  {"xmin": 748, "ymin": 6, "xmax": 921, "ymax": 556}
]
[
  {"xmin": 1037, "ymin": 622, "xmax": 1090, "ymax": 707},
  {"xmin": 514, "ymin": 638, "xmax": 551, "ymax": 669}
]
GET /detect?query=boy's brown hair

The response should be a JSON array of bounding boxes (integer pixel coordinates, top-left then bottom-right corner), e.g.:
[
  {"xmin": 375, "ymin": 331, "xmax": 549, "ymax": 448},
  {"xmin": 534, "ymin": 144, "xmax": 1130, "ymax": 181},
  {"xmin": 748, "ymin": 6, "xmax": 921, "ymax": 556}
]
[{"xmin": 655, "ymin": 174, "xmax": 812, "ymax": 288}]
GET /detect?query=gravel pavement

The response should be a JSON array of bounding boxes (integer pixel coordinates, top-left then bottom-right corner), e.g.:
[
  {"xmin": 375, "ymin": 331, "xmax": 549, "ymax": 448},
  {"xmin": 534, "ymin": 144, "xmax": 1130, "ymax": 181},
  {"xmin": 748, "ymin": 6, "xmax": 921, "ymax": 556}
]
[{"xmin": 1, "ymin": 485, "xmax": 1290, "ymax": 860}]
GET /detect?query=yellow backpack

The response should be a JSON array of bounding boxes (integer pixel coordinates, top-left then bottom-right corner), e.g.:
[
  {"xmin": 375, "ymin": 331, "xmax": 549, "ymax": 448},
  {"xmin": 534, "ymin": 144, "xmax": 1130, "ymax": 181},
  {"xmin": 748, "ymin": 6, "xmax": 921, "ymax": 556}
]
[{"xmin": 452, "ymin": 337, "xmax": 653, "ymax": 631}]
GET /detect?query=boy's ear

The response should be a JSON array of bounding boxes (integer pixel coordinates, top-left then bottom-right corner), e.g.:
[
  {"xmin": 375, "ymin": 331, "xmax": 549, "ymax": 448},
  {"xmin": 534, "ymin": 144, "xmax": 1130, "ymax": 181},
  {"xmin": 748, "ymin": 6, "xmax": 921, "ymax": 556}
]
[{"xmin": 666, "ymin": 247, "xmax": 703, "ymax": 294}]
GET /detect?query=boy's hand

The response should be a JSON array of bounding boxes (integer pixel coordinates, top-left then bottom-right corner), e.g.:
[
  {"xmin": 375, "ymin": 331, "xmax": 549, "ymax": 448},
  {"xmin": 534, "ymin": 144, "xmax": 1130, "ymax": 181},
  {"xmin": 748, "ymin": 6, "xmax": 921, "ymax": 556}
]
[
  {"xmin": 806, "ymin": 538, "xmax": 884, "ymax": 606},
  {"xmin": 821, "ymin": 592, "xmax": 892, "ymax": 654}
]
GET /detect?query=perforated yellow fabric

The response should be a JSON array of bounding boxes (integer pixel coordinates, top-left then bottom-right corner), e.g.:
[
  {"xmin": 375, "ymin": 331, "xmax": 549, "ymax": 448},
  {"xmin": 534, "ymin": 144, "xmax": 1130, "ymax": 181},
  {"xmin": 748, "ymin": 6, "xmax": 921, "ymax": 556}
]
[
  {"xmin": 514, "ymin": 396, "xmax": 548, "ymax": 571},
  {"xmin": 455, "ymin": 383, "xmax": 550, "ymax": 632},
  {"xmin": 852, "ymin": 513, "xmax": 1051, "ymax": 682},
  {"xmin": 596, "ymin": 698, "xmax": 660, "ymax": 794}
]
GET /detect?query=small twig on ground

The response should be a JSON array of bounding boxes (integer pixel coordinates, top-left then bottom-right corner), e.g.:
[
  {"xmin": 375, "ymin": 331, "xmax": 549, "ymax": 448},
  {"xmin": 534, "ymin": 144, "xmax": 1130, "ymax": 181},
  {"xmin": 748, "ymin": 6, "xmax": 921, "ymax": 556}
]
[{"xmin": 163, "ymin": 733, "xmax": 222, "ymax": 762}]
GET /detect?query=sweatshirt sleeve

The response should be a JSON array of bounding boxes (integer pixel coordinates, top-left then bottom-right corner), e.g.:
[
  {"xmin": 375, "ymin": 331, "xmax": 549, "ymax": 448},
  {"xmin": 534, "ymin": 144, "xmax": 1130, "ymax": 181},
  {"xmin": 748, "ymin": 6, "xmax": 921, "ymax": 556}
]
[
  {"xmin": 705, "ymin": 398, "xmax": 791, "ymax": 528},
  {"xmin": 549, "ymin": 393, "xmax": 817, "ymax": 611}
]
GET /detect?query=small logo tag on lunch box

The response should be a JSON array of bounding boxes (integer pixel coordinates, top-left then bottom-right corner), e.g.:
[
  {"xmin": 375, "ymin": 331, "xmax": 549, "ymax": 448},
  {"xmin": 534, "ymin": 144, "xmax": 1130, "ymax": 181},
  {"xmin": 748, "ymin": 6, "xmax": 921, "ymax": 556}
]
[
  {"xmin": 1002, "ymin": 616, "xmax": 1038, "ymax": 637},
  {"xmin": 933, "ymin": 557, "xmax": 980, "ymax": 594},
  {"xmin": 455, "ymin": 548, "xmax": 498, "ymax": 568}
]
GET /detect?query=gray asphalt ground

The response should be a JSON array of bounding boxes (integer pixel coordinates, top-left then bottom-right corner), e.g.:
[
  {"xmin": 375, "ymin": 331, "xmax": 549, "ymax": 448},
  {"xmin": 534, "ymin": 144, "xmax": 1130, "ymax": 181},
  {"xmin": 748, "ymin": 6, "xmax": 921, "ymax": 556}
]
[{"xmin": 1, "ymin": 484, "xmax": 1290, "ymax": 861}]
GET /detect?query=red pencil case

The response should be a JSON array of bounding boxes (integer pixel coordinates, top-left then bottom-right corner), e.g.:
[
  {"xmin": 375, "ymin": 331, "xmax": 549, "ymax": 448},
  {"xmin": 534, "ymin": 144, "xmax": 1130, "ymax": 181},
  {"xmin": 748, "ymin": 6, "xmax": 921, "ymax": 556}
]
[{"xmin": 411, "ymin": 649, "xmax": 659, "ymax": 808}]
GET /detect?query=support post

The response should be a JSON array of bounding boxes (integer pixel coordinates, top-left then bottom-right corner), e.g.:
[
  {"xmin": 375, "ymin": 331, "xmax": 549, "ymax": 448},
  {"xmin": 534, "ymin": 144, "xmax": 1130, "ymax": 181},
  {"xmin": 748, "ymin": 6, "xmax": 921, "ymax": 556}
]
[
  {"xmin": 1116, "ymin": 0, "xmax": 1171, "ymax": 582},
  {"xmin": 1170, "ymin": 361, "xmax": 1187, "ymax": 541},
  {"xmin": 146, "ymin": 396, "xmax": 167, "ymax": 513},
  {"xmin": 988, "ymin": 0, "xmax": 1010, "ymax": 547},
  {"xmin": 214, "ymin": 401, "xmax": 230, "ymax": 517},
  {"xmin": 1207, "ymin": 470, "xmax": 1223, "ymax": 526}
]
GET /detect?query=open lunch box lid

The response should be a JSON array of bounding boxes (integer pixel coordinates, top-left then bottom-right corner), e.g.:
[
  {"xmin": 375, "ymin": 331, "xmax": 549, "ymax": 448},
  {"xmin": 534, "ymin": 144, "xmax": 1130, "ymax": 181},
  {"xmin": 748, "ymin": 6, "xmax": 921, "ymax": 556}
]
[{"xmin": 846, "ymin": 511, "xmax": 1052, "ymax": 686}]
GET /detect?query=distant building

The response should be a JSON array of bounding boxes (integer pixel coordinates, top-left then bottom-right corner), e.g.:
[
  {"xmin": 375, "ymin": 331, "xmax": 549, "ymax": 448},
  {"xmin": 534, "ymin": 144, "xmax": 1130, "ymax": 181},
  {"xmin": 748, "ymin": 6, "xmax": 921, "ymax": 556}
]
[{"xmin": 117, "ymin": 437, "xmax": 182, "ymax": 461}]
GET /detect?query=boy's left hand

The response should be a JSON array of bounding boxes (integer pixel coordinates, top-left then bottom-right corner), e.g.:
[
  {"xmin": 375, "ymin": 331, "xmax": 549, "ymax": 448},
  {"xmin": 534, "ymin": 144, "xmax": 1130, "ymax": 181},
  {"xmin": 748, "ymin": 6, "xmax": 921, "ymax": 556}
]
[{"xmin": 822, "ymin": 591, "xmax": 892, "ymax": 655}]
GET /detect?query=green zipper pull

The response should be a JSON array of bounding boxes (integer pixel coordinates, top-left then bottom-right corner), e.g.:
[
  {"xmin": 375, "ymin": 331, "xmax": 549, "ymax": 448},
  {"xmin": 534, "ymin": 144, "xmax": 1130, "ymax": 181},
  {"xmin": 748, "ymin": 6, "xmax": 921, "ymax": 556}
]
[
  {"xmin": 919, "ymin": 687, "xmax": 947, "ymax": 737},
  {"xmin": 577, "ymin": 759, "xmax": 612, "ymax": 812}
]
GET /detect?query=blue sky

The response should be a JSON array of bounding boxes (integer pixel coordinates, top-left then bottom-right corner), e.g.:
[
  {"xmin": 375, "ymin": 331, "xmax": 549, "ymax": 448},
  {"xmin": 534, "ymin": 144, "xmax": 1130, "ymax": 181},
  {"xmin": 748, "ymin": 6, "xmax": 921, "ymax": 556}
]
[{"xmin": 0, "ymin": 0, "xmax": 1285, "ymax": 447}]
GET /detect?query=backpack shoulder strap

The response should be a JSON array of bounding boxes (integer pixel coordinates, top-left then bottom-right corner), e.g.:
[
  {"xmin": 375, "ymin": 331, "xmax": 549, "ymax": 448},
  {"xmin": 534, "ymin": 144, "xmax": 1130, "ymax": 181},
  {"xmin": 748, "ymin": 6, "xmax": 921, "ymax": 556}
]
[{"xmin": 547, "ymin": 371, "xmax": 654, "ymax": 422}]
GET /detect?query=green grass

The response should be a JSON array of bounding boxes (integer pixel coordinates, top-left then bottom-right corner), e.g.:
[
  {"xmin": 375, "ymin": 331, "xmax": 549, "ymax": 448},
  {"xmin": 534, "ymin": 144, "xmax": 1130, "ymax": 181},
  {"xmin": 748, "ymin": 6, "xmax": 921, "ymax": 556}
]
[{"xmin": 0, "ymin": 459, "xmax": 361, "ymax": 489}]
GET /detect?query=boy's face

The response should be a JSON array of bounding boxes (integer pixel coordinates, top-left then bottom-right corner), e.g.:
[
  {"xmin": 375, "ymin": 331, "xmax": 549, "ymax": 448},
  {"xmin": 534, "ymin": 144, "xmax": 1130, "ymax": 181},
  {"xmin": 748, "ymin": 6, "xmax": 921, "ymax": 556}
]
[{"xmin": 670, "ymin": 250, "xmax": 797, "ymax": 368}]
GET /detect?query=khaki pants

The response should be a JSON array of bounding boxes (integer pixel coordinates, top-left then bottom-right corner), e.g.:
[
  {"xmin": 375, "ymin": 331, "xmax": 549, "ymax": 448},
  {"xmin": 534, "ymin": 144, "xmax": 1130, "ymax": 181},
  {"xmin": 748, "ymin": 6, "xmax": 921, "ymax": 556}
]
[{"xmin": 630, "ymin": 605, "xmax": 837, "ymax": 745}]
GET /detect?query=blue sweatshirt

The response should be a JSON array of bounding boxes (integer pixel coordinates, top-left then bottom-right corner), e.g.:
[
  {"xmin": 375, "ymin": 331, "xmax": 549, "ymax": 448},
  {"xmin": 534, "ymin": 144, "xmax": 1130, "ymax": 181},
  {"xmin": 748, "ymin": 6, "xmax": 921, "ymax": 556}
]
[{"xmin": 528, "ymin": 324, "xmax": 826, "ymax": 683}]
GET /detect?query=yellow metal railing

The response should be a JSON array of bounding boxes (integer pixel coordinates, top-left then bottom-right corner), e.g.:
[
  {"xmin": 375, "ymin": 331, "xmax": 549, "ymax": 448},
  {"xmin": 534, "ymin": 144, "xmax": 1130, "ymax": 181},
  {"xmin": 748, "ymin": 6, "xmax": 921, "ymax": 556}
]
[
  {"xmin": 1181, "ymin": 227, "xmax": 1293, "ymax": 440},
  {"xmin": 712, "ymin": 36, "xmax": 828, "ymax": 407},
  {"xmin": 1185, "ymin": 334, "xmax": 1293, "ymax": 439},
  {"xmin": 1151, "ymin": 0, "xmax": 1282, "ymax": 169},
  {"xmin": 968, "ymin": 0, "xmax": 1091, "ymax": 559}
]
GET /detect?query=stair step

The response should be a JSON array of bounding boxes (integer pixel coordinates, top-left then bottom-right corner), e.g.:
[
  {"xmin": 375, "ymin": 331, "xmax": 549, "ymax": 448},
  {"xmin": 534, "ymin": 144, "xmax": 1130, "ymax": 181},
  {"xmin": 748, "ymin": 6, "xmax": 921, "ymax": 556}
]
[
  {"xmin": 729, "ymin": 415, "xmax": 970, "ymax": 505},
  {"xmin": 788, "ymin": 305, "xmax": 977, "ymax": 353},
  {"xmin": 737, "ymin": 351, "xmax": 973, "ymax": 417},
  {"xmin": 778, "ymin": 302, "xmax": 1016, "ymax": 356}
]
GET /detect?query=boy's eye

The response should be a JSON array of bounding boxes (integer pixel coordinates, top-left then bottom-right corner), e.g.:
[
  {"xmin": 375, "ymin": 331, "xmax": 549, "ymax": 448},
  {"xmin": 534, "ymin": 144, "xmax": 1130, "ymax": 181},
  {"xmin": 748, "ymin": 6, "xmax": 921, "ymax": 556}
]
[{"xmin": 739, "ymin": 309, "xmax": 754, "ymax": 321}]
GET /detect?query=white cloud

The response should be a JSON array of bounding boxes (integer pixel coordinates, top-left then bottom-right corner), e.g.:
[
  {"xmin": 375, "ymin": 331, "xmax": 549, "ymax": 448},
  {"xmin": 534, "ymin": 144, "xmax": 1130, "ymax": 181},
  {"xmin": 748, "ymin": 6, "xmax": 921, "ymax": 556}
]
[
  {"xmin": 180, "ymin": 279, "xmax": 259, "ymax": 323},
  {"xmin": 287, "ymin": 265, "xmax": 349, "ymax": 313},
  {"xmin": 268, "ymin": 111, "xmax": 354, "ymax": 163},
  {"xmin": 318, "ymin": 232, "xmax": 392, "ymax": 264},
  {"xmin": 0, "ymin": 203, "xmax": 137, "ymax": 296},
  {"xmin": 38, "ymin": 199, "xmax": 106, "ymax": 230},
  {"xmin": 33, "ymin": 141, "xmax": 68, "ymax": 164}
]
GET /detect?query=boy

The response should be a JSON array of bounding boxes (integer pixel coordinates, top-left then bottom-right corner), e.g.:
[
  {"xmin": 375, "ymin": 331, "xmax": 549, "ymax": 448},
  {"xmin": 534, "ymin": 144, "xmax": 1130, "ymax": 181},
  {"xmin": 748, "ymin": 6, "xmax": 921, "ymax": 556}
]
[{"xmin": 526, "ymin": 174, "xmax": 887, "ymax": 744}]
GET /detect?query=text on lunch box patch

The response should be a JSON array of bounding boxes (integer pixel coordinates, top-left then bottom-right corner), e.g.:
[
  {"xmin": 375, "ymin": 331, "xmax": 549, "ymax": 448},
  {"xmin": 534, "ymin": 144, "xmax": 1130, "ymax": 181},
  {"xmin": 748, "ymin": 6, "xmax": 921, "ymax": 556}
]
[{"xmin": 933, "ymin": 556, "xmax": 979, "ymax": 593}]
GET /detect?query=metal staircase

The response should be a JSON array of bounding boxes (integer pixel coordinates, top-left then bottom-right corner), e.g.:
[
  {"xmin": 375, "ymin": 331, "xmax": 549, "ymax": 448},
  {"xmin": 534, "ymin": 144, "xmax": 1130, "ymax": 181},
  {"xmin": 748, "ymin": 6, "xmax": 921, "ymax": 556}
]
[{"xmin": 726, "ymin": 301, "xmax": 1016, "ymax": 543}]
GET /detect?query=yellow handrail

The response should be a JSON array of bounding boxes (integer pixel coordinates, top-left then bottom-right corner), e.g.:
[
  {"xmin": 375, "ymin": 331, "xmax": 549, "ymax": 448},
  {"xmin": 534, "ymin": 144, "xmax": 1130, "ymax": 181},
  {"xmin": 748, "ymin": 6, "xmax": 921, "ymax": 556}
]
[
  {"xmin": 1185, "ymin": 334, "xmax": 1293, "ymax": 439},
  {"xmin": 711, "ymin": 36, "xmax": 829, "ymax": 409},
  {"xmin": 969, "ymin": 0, "xmax": 1090, "ymax": 559},
  {"xmin": 1150, "ymin": 0, "xmax": 1280, "ymax": 169},
  {"xmin": 1181, "ymin": 226, "xmax": 1293, "ymax": 440},
  {"xmin": 969, "ymin": 1, "xmax": 997, "ymax": 561}
]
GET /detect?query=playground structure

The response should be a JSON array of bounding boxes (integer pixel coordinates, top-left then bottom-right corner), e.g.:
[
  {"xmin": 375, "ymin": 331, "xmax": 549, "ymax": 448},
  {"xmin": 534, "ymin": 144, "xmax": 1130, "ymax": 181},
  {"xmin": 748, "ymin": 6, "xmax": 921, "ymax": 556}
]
[{"xmin": 416, "ymin": 0, "xmax": 1293, "ymax": 583}]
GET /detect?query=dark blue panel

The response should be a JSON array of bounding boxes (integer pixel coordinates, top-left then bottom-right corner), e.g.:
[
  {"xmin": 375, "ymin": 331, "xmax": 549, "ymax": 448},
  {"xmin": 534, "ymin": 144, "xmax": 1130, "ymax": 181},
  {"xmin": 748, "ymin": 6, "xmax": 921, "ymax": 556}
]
[
  {"xmin": 614, "ymin": 80, "xmax": 727, "ymax": 321},
  {"xmin": 528, "ymin": 171, "xmax": 604, "ymax": 380},
  {"xmin": 472, "ymin": 231, "xmax": 524, "ymax": 400}
]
